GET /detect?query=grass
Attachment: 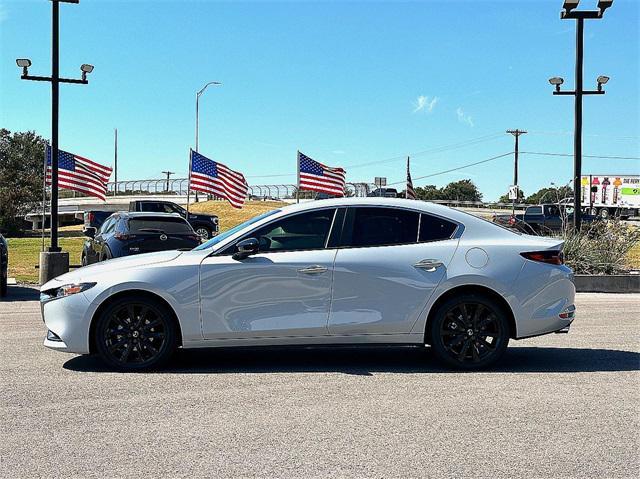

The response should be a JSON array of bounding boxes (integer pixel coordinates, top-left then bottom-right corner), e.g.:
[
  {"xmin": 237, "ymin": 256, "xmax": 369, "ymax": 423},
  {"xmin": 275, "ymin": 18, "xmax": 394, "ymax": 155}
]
[
  {"xmin": 189, "ymin": 200, "xmax": 287, "ymax": 232},
  {"xmin": 7, "ymin": 237, "xmax": 85, "ymax": 284},
  {"xmin": 7, "ymin": 199, "xmax": 639, "ymax": 283}
]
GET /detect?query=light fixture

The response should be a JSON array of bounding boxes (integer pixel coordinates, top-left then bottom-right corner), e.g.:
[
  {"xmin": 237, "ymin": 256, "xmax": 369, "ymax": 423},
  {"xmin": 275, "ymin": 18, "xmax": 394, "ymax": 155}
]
[
  {"xmin": 549, "ymin": 76, "xmax": 564, "ymax": 92},
  {"xmin": 597, "ymin": 0, "xmax": 613, "ymax": 15},
  {"xmin": 80, "ymin": 63, "xmax": 94, "ymax": 81},
  {"xmin": 562, "ymin": 0, "xmax": 580, "ymax": 12},
  {"xmin": 596, "ymin": 75, "xmax": 610, "ymax": 91},
  {"xmin": 16, "ymin": 58, "xmax": 32, "ymax": 76}
]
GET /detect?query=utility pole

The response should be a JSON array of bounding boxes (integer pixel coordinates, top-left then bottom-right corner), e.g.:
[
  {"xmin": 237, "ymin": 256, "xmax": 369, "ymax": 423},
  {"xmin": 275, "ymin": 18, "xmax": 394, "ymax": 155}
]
[
  {"xmin": 162, "ymin": 171, "xmax": 175, "ymax": 193},
  {"xmin": 549, "ymin": 0, "xmax": 613, "ymax": 230},
  {"xmin": 506, "ymin": 129, "xmax": 527, "ymax": 215},
  {"xmin": 16, "ymin": 0, "xmax": 94, "ymax": 283}
]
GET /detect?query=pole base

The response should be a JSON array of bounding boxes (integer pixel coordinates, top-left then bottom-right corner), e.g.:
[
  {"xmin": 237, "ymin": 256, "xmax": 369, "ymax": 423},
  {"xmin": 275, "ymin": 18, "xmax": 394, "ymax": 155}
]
[{"xmin": 39, "ymin": 251, "xmax": 69, "ymax": 285}]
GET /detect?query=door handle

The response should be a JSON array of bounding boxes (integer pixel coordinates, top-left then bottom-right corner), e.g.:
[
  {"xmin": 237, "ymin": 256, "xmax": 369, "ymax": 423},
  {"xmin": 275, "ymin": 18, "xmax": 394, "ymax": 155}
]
[
  {"xmin": 298, "ymin": 265, "xmax": 328, "ymax": 275},
  {"xmin": 413, "ymin": 259, "xmax": 443, "ymax": 272}
]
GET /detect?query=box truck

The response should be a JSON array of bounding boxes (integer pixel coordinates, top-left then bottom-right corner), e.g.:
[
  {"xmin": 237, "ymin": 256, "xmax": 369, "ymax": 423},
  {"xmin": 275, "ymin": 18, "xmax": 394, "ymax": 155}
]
[{"xmin": 581, "ymin": 175, "xmax": 640, "ymax": 219}]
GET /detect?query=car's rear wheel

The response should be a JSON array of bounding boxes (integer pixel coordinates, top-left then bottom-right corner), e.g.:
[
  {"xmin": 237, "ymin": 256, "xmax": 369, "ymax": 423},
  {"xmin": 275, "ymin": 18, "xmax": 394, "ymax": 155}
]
[
  {"xmin": 429, "ymin": 294, "xmax": 510, "ymax": 370},
  {"xmin": 94, "ymin": 297, "xmax": 177, "ymax": 371},
  {"xmin": 195, "ymin": 226, "xmax": 211, "ymax": 240},
  {"xmin": 0, "ymin": 264, "xmax": 7, "ymax": 297}
]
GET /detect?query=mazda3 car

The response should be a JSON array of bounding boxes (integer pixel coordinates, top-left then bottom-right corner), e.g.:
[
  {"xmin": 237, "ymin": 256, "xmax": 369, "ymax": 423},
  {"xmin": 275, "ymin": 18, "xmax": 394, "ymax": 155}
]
[{"xmin": 41, "ymin": 198, "xmax": 575, "ymax": 371}]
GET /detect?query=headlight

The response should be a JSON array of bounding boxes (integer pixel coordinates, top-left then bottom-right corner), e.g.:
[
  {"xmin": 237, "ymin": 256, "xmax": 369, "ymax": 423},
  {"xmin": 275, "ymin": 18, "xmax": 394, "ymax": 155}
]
[{"xmin": 41, "ymin": 282, "xmax": 96, "ymax": 301}]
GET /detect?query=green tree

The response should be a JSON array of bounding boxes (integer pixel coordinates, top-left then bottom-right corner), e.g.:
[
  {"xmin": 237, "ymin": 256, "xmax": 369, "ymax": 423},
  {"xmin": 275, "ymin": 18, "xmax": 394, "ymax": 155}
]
[
  {"xmin": 525, "ymin": 186, "xmax": 573, "ymax": 205},
  {"xmin": 440, "ymin": 179, "xmax": 482, "ymax": 202},
  {"xmin": 0, "ymin": 129, "xmax": 47, "ymax": 236},
  {"xmin": 415, "ymin": 184, "xmax": 441, "ymax": 201}
]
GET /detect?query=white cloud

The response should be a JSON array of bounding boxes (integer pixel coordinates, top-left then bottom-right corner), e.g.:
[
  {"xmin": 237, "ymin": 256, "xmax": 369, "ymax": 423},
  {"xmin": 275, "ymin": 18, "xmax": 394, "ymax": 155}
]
[
  {"xmin": 413, "ymin": 95, "xmax": 439, "ymax": 113},
  {"xmin": 456, "ymin": 107, "xmax": 474, "ymax": 127}
]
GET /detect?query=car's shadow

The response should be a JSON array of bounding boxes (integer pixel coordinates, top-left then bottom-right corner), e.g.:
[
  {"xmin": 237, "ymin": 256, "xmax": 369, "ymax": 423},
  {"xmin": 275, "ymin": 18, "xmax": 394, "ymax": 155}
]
[
  {"xmin": 63, "ymin": 345, "xmax": 640, "ymax": 375},
  {"xmin": 0, "ymin": 285, "xmax": 40, "ymax": 302}
]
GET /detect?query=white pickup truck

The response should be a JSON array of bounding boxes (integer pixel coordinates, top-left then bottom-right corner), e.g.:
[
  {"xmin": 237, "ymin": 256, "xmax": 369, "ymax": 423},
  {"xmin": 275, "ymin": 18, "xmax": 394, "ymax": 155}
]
[{"xmin": 581, "ymin": 175, "xmax": 640, "ymax": 219}]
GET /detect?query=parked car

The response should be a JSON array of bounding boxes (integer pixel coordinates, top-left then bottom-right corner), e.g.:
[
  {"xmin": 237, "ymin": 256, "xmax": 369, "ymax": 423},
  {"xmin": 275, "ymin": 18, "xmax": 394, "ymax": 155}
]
[
  {"xmin": 367, "ymin": 188, "xmax": 399, "ymax": 198},
  {"xmin": 493, "ymin": 204, "xmax": 598, "ymax": 234},
  {"xmin": 84, "ymin": 200, "xmax": 219, "ymax": 241},
  {"xmin": 0, "ymin": 233, "xmax": 8, "ymax": 297},
  {"xmin": 129, "ymin": 200, "xmax": 219, "ymax": 239},
  {"xmin": 81, "ymin": 212, "xmax": 201, "ymax": 265},
  {"xmin": 42, "ymin": 198, "xmax": 575, "ymax": 372}
]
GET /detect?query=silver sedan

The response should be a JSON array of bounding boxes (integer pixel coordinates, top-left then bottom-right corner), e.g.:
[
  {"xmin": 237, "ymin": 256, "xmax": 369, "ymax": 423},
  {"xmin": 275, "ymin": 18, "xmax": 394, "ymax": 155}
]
[{"xmin": 41, "ymin": 198, "xmax": 576, "ymax": 371}]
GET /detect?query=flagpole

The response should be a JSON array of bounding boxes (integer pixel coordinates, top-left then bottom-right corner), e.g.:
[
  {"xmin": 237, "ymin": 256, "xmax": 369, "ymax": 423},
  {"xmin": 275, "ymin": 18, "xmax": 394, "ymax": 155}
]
[
  {"xmin": 406, "ymin": 156, "xmax": 410, "ymax": 199},
  {"xmin": 113, "ymin": 128, "xmax": 118, "ymax": 196},
  {"xmin": 186, "ymin": 149, "xmax": 192, "ymax": 218},
  {"xmin": 296, "ymin": 150, "xmax": 300, "ymax": 204}
]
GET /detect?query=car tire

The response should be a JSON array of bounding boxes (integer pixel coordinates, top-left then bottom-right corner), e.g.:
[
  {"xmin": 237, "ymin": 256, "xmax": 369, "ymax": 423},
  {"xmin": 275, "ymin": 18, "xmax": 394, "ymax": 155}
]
[
  {"xmin": 429, "ymin": 293, "xmax": 510, "ymax": 370},
  {"xmin": 598, "ymin": 208, "xmax": 610, "ymax": 219},
  {"xmin": 100, "ymin": 247, "xmax": 112, "ymax": 262},
  {"xmin": 81, "ymin": 253, "xmax": 87, "ymax": 267},
  {"xmin": 94, "ymin": 296, "xmax": 178, "ymax": 371},
  {"xmin": 195, "ymin": 226, "xmax": 211, "ymax": 240},
  {"xmin": 0, "ymin": 265, "xmax": 7, "ymax": 297}
]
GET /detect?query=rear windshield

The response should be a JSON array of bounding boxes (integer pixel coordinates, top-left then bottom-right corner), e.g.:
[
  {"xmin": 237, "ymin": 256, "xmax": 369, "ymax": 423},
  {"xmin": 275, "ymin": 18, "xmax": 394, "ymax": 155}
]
[{"xmin": 128, "ymin": 217, "xmax": 193, "ymax": 234}]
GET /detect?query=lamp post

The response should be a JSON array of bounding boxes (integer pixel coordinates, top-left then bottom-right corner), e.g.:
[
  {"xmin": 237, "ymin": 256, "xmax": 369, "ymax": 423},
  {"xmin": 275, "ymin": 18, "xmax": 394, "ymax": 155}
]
[
  {"xmin": 16, "ymin": 0, "xmax": 94, "ymax": 283},
  {"xmin": 187, "ymin": 81, "xmax": 222, "ymax": 216},
  {"xmin": 549, "ymin": 0, "xmax": 613, "ymax": 230}
]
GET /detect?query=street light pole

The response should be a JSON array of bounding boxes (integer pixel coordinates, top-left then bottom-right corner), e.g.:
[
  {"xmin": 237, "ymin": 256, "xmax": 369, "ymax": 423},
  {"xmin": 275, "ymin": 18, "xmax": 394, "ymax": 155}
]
[
  {"xmin": 187, "ymin": 81, "xmax": 221, "ymax": 216},
  {"xmin": 549, "ymin": 0, "xmax": 613, "ymax": 230},
  {"xmin": 16, "ymin": 0, "xmax": 93, "ymax": 283}
]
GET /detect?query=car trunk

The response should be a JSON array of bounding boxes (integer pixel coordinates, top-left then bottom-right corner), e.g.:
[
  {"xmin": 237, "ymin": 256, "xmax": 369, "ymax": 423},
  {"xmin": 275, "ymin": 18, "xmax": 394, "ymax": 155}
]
[{"xmin": 126, "ymin": 217, "xmax": 201, "ymax": 253}]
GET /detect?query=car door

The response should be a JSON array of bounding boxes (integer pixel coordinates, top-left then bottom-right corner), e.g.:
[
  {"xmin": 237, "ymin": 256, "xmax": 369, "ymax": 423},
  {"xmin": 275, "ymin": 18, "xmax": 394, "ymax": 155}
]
[
  {"xmin": 199, "ymin": 208, "xmax": 340, "ymax": 339},
  {"xmin": 328, "ymin": 207, "xmax": 460, "ymax": 335},
  {"xmin": 91, "ymin": 216, "xmax": 115, "ymax": 262}
]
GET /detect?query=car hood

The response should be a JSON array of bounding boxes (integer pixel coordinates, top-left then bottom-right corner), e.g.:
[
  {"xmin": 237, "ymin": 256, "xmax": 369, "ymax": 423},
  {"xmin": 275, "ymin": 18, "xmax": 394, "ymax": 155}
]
[{"xmin": 41, "ymin": 250, "xmax": 184, "ymax": 291}]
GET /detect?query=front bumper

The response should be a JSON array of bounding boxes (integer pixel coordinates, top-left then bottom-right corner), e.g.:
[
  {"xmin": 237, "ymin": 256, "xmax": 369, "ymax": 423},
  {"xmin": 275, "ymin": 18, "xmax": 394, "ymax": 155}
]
[{"xmin": 41, "ymin": 291, "xmax": 92, "ymax": 354}]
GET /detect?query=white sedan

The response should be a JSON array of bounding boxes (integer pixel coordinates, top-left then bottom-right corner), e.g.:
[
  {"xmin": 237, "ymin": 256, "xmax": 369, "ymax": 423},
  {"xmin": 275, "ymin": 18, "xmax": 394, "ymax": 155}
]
[{"xmin": 41, "ymin": 198, "xmax": 576, "ymax": 371}]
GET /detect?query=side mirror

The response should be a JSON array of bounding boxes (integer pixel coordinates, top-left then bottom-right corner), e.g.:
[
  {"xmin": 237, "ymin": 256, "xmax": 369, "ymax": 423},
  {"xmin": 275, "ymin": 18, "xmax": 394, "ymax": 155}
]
[
  {"xmin": 232, "ymin": 237, "xmax": 259, "ymax": 260},
  {"xmin": 84, "ymin": 227, "xmax": 96, "ymax": 239}
]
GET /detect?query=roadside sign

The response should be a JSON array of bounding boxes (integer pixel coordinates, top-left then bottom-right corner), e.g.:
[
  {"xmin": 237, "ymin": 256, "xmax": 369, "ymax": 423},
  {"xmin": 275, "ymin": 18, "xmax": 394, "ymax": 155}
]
[
  {"xmin": 508, "ymin": 185, "xmax": 519, "ymax": 200},
  {"xmin": 374, "ymin": 177, "xmax": 387, "ymax": 187}
]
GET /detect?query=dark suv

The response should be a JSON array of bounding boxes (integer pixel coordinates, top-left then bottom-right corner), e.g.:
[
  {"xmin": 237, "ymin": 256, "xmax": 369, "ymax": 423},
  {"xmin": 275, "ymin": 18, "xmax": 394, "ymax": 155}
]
[
  {"xmin": 0, "ymin": 233, "xmax": 7, "ymax": 297},
  {"xmin": 82, "ymin": 212, "xmax": 201, "ymax": 265}
]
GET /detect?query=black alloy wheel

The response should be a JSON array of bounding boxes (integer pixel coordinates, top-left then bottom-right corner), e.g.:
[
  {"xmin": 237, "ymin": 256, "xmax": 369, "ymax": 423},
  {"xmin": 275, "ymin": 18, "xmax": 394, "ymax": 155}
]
[
  {"xmin": 95, "ymin": 297, "xmax": 177, "ymax": 371},
  {"xmin": 430, "ymin": 294, "xmax": 509, "ymax": 370}
]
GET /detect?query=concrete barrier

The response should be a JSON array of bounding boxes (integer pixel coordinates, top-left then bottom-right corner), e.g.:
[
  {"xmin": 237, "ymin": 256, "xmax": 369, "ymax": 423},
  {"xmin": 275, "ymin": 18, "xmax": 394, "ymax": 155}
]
[{"xmin": 574, "ymin": 274, "xmax": 640, "ymax": 293}]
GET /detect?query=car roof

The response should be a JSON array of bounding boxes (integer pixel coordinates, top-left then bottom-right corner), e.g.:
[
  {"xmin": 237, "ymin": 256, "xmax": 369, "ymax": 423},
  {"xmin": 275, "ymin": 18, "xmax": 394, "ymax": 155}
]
[
  {"xmin": 115, "ymin": 211, "xmax": 185, "ymax": 219},
  {"xmin": 276, "ymin": 197, "xmax": 471, "ymax": 221}
]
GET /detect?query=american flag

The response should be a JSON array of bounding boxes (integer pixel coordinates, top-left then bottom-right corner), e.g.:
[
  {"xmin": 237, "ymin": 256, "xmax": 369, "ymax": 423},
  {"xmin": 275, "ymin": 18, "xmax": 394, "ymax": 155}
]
[
  {"xmin": 46, "ymin": 146, "xmax": 112, "ymax": 201},
  {"xmin": 189, "ymin": 150, "xmax": 248, "ymax": 209},
  {"xmin": 406, "ymin": 156, "xmax": 416, "ymax": 200},
  {"xmin": 298, "ymin": 152, "xmax": 346, "ymax": 197}
]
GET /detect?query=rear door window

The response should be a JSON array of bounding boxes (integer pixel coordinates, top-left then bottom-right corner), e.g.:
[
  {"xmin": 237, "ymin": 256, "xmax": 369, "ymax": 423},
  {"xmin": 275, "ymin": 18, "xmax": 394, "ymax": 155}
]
[
  {"xmin": 343, "ymin": 207, "xmax": 420, "ymax": 247},
  {"xmin": 419, "ymin": 214, "xmax": 458, "ymax": 242},
  {"xmin": 129, "ymin": 217, "xmax": 194, "ymax": 234}
]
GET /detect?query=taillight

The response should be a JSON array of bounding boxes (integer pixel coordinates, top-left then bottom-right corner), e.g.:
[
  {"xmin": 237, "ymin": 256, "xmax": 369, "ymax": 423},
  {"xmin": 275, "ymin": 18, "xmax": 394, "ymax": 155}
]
[
  {"xmin": 114, "ymin": 232, "xmax": 133, "ymax": 240},
  {"xmin": 520, "ymin": 250, "xmax": 564, "ymax": 265},
  {"xmin": 88, "ymin": 212, "xmax": 94, "ymax": 223}
]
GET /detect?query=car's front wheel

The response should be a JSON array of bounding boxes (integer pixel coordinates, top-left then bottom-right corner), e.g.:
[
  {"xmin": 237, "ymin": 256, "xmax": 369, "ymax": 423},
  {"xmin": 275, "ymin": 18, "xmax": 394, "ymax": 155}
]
[
  {"xmin": 0, "ymin": 264, "xmax": 7, "ymax": 297},
  {"xmin": 429, "ymin": 294, "xmax": 510, "ymax": 370},
  {"xmin": 94, "ymin": 296, "xmax": 177, "ymax": 371}
]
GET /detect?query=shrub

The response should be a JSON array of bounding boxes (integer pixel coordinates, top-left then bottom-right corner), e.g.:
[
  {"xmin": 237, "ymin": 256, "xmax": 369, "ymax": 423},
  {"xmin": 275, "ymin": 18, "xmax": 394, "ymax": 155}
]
[{"xmin": 562, "ymin": 220, "xmax": 640, "ymax": 275}]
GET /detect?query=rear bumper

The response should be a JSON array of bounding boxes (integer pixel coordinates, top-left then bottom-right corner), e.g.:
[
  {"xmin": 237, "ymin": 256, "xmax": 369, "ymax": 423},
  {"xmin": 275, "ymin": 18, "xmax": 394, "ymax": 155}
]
[{"xmin": 512, "ymin": 262, "xmax": 576, "ymax": 339}]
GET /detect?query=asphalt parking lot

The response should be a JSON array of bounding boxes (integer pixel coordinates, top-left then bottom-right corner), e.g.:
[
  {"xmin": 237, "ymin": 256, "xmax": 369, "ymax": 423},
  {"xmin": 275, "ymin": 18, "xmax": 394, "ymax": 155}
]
[{"xmin": 1, "ymin": 288, "xmax": 638, "ymax": 478}]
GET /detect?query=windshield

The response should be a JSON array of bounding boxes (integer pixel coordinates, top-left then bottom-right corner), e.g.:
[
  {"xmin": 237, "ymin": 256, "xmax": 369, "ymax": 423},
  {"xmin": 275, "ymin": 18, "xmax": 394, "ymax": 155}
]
[
  {"xmin": 129, "ymin": 217, "xmax": 193, "ymax": 234},
  {"xmin": 193, "ymin": 209, "xmax": 281, "ymax": 250}
]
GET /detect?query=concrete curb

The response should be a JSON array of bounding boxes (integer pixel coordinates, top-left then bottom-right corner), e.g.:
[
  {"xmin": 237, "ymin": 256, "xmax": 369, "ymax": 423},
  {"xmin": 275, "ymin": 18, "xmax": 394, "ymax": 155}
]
[{"xmin": 575, "ymin": 274, "xmax": 640, "ymax": 293}]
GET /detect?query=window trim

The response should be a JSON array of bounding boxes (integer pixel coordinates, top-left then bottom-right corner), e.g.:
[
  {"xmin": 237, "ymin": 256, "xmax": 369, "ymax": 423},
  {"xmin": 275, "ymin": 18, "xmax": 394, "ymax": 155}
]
[
  {"xmin": 216, "ymin": 207, "xmax": 340, "ymax": 256},
  {"xmin": 338, "ymin": 205, "xmax": 463, "ymax": 250}
]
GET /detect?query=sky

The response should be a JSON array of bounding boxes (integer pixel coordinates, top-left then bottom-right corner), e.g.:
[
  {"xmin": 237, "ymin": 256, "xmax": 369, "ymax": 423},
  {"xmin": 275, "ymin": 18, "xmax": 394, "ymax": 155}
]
[{"xmin": 1, "ymin": 0, "xmax": 638, "ymax": 201}]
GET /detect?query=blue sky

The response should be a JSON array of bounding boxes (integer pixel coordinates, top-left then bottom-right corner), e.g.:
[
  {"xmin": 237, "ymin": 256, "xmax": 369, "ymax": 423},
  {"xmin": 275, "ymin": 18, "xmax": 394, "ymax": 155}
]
[{"xmin": 1, "ymin": 0, "xmax": 638, "ymax": 200}]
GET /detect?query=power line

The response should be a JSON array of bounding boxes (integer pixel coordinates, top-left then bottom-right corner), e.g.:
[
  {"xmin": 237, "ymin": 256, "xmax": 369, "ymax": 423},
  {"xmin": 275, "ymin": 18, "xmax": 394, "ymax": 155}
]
[
  {"xmin": 528, "ymin": 130, "xmax": 639, "ymax": 141},
  {"xmin": 386, "ymin": 152, "xmax": 514, "ymax": 186},
  {"xmin": 521, "ymin": 151, "xmax": 640, "ymax": 160}
]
